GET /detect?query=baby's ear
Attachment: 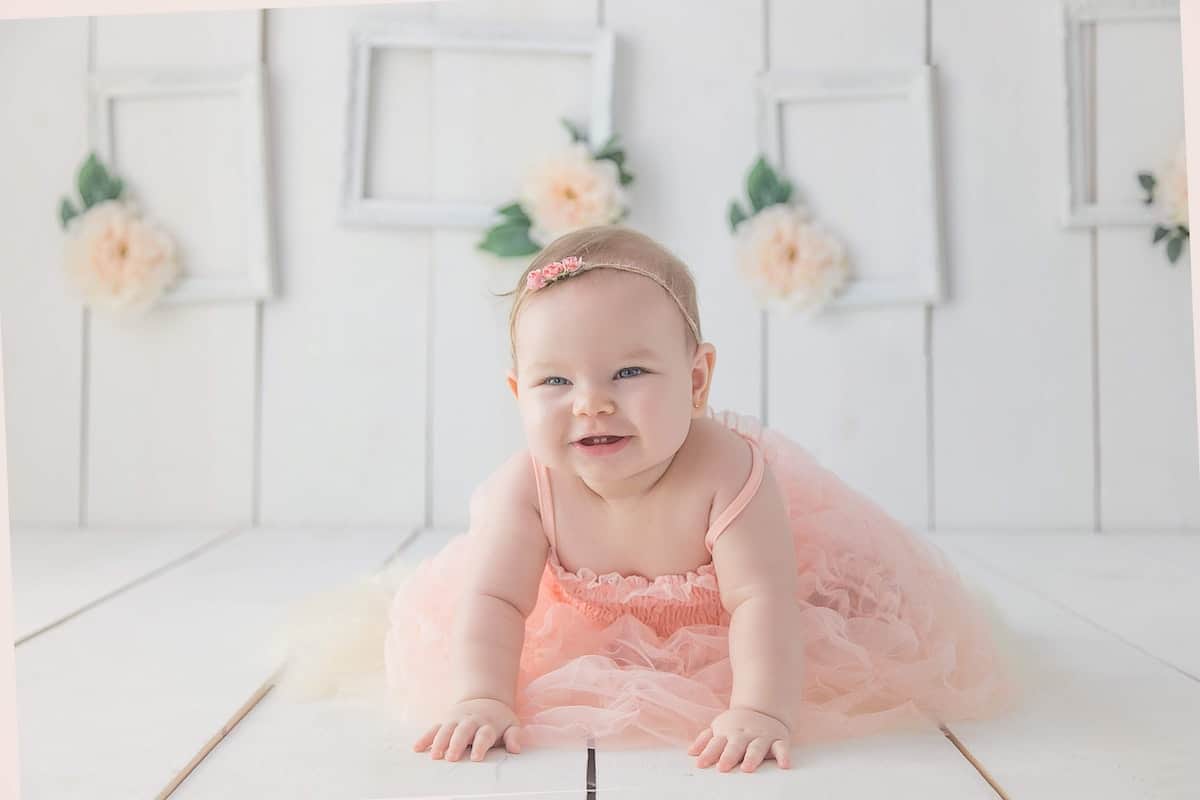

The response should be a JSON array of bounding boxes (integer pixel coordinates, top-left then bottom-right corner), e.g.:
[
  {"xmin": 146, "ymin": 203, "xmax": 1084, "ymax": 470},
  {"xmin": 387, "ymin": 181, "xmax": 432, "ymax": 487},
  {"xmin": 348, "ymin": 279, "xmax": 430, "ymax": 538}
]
[{"xmin": 506, "ymin": 370, "xmax": 519, "ymax": 399}]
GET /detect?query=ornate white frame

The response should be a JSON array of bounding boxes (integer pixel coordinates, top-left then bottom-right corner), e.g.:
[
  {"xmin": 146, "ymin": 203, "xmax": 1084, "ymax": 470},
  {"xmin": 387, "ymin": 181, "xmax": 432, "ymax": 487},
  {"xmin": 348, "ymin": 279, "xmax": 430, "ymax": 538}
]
[
  {"xmin": 90, "ymin": 65, "xmax": 276, "ymax": 302},
  {"xmin": 758, "ymin": 65, "xmax": 945, "ymax": 307},
  {"xmin": 1061, "ymin": 0, "xmax": 1181, "ymax": 228},
  {"xmin": 339, "ymin": 22, "xmax": 615, "ymax": 229}
]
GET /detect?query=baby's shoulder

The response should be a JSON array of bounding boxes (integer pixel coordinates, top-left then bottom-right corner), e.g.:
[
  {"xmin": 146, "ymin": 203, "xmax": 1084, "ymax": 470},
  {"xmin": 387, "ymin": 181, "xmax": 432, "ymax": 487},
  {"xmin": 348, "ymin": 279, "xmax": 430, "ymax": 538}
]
[
  {"xmin": 677, "ymin": 418, "xmax": 756, "ymax": 522},
  {"xmin": 469, "ymin": 448, "xmax": 540, "ymax": 523}
]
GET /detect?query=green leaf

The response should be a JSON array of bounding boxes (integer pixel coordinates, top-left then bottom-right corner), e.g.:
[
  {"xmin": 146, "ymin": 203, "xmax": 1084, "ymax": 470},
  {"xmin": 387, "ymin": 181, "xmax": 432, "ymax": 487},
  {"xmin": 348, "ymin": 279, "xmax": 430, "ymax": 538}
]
[
  {"xmin": 1178, "ymin": 225, "xmax": 1190, "ymax": 238},
  {"xmin": 105, "ymin": 176, "xmax": 124, "ymax": 202},
  {"xmin": 746, "ymin": 156, "xmax": 789, "ymax": 213},
  {"xmin": 478, "ymin": 220, "xmax": 540, "ymax": 258},
  {"xmin": 496, "ymin": 202, "xmax": 530, "ymax": 224},
  {"xmin": 561, "ymin": 118, "xmax": 588, "ymax": 144},
  {"xmin": 59, "ymin": 197, "xmax": 79, "ymax": 229},
  {"xmin": 594, "ymin": 134, "xmax": 622, "ymax": 160},
  {"xmin": 776, "ymin": 177, "xmax": 793, "ymax": 205},
  {"xmin": 618, "ymin": 168, "xmax": 634, "ymax": 186},
  {"xmin": 1138, "ymin": 172, "xmax": 1157, "ymax": 192},
  {"xmin": 1167, "ymin": 235, "xmax": 1184, "ymax": 264},
  {"xmin": 1153, "ymin": 225, "xmax": 1171, "ymax": 244},
  {"xmin": 728, "ymin": 200, "xmax": 748, "ymax": 232},
  {"xmin": 77, "ymin": 152, "xmax": 114, "ymax": 208}
]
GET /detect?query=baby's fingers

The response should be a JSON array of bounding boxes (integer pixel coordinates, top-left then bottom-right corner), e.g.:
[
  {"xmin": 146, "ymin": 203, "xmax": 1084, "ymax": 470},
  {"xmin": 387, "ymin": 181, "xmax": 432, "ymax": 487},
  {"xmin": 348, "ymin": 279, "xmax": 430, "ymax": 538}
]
[
  {"xmin": 413, "ymin": 723, "xmax": 439, "ymax": 753},
  {"xmin": 688, "ymin": 728, "xmax": 713, "ymax": 756},
  {"xmin": 770, "ymin": 739, "xmax": 792, "ymax": 769},
  {"xmin": 430, "ymin": 722, "xmax": 458, "ymax": 759},
  {"xmin": 446, "ymin": 720, "xmax": 480, "ymax": 761},
  {"xmin": 502, "ymin": 725, "xmax": 523, "ymax": 754},
  {"xmin": 696, "ymin": 734, "xmax": 727, "ymax": 768},
  {"xmin": 717, "ymin": 737, "xmax": 750, "ymax": 772},
  {"xmin": 740, "ymin": 738, "xmax": 771, "ymax": 772},
  {"xmin": 469, "ymin": 724, "xmax": 498, "ymax": 761}
]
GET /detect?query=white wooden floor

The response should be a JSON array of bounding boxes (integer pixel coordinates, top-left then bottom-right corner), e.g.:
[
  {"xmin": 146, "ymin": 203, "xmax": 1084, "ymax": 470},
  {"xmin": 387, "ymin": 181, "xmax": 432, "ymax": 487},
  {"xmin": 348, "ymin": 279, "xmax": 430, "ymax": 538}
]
[{"xmin": 11, "ymin": 526, "xmax": 1200, "ymax": 799}]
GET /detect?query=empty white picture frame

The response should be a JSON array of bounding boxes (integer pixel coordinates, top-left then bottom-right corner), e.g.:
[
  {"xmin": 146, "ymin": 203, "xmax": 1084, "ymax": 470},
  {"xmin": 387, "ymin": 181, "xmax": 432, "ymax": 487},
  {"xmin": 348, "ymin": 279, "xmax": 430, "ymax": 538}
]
[
  {"xmin": 89, "ymin": 65, "xmax": 275, "ymax": 303},
  {"xmin": 340, "ymin": 22, "xmax": 615, "ymax": 229},
  {"xmin": 1062, "ymin": 0, "xmax": 1180, "ymax": 227},
  {"xmin": 758, "ymin": 65, "xmax": 945, "ymax": 308}
]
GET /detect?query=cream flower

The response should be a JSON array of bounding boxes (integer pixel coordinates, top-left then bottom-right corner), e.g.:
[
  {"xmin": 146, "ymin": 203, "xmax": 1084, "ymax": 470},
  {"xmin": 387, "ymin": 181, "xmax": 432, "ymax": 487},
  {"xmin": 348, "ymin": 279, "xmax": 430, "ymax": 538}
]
[
  {"xmin": 520, "ymin": 142, "xmax": 626, "ymax": 244},
  {"xmin": 63, "ymin": 199, "xmax": 181, "ymax": 317},
  {"xmin": 736, "ymin": 203, "xmax": 850, "ymax": 314},
  {"xmin": 1160, "ymin": 138, "xmax": 1189, "ymax": 228}
]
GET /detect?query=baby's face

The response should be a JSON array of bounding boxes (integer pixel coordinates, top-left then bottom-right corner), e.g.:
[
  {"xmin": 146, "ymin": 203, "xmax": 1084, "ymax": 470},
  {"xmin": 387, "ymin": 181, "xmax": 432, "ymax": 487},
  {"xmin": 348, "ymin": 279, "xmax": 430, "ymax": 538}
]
[{"xmin": 508, "ymin": 269, "xmax": 710, "ymax": 485}]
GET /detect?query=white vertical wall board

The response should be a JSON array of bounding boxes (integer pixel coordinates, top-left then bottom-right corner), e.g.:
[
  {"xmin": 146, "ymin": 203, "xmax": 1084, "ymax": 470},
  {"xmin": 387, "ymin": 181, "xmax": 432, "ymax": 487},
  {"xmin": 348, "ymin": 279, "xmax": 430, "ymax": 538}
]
[
  {"xmin": 15, "ymin": 527, "xmax": 405, "ymax": 800},
  {"xmin": 1093, "ymin": 17, "xmax": 1200, "ymax": 528},
  {"xmin": 0, "ymin": 17, "xmax": 88, "ymax": 525},
  {"xmin": 764, "ymin": 0, "xmax": 930, "ymax": 531},
  {"xmin": 601, "ymin": 0, "xmax": 766, "ymax": 421},
  {"xmin": 86, "ymin": 12, "xmax": 261, "ymax": 525},
  {"xmin": 86, "ymin": 306, "xmax": 257, "ymax": 526},
  {"xmin": 930, "ymin": 0, "xmax": 1097, "ymax": 529},
  {"xmin": 937, "ymin": 543, "xmax": 1200, "ymax": 799},
  {"xmin": 429, "ymin": 0, "xmax": 598, "ymax": 529},
  {"xmin": 257, "ymin": 4, "xmax": 430, "ymax": 526}
]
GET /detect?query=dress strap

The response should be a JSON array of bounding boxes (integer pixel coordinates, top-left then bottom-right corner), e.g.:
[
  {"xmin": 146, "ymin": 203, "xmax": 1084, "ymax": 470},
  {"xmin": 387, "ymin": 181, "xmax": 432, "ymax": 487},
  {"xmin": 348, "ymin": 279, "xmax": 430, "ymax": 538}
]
[
  {"xmin": 704, "ymin": 437, "xmax": 765, "ymax": 554},
  {"xmin": 528, "ymin": 452, "xmax": 559, "ymax": 550}
]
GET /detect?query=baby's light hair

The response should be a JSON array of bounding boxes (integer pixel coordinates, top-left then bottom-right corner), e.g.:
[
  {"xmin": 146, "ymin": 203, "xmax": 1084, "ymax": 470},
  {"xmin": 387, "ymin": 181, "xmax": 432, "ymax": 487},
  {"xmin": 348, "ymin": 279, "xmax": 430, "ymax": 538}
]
[{"xmin": 497, "ymin": 225, "xmax": 703, "ymax": 371}]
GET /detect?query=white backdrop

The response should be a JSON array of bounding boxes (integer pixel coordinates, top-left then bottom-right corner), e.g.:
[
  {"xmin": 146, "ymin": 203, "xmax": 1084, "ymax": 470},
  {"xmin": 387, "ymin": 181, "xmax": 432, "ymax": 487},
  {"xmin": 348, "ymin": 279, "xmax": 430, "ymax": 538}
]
[{"xmin": 0, "ymin": 0, "xmax": 1196, "ymax": 533}]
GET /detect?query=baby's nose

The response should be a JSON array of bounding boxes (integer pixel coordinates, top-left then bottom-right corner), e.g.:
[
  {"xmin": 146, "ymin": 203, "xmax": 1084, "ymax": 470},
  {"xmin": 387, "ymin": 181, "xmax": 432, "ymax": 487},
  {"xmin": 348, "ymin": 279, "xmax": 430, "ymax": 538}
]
[{"xmin": 573, "ymin": 388, "xmax": 615, "ymax": 415}]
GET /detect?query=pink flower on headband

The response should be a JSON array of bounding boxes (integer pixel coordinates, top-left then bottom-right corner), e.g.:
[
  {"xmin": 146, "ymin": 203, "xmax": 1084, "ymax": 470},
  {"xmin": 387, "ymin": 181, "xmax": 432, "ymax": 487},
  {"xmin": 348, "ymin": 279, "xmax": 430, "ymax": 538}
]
[{"xmin": 526, "ymin": 256, "xmax": 585, "ymax": 290}]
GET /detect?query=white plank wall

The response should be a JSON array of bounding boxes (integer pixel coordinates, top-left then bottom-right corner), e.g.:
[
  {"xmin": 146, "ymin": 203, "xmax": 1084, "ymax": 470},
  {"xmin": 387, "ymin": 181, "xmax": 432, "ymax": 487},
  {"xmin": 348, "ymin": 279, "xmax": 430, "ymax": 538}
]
[
  {"xmin": 766, "ymin": 0, "xmax": 931, "ymax": 531},
  {"xmin": 930, "ymin": 0, "xmax": 1098, "ymax": 530},
  {"xmin": 1094, "ymin": 18, "xmax": 1200, "ymax": 529},
  {"xmin": 0, "ymin": 17, "xmax": 88, "ymax": 525},
  {"xmin": 257, "ymin": 5, "xmax": 429, "ymax": 526},
  {"xmin": 86, "ymin": 12, "xmax": 261, "ymax": 526},
  {"xmin": 0, "ymin": 1, "xmax": 1197, "ymax": 532}
]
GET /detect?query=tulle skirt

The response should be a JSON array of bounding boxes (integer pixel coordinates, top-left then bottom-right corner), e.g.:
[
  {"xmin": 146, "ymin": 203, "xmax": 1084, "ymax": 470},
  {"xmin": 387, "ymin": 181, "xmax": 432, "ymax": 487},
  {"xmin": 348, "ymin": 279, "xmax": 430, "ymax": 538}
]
[{"xmin": 384, "ymin": 411, "xmax": 1015, "ymax": 750}]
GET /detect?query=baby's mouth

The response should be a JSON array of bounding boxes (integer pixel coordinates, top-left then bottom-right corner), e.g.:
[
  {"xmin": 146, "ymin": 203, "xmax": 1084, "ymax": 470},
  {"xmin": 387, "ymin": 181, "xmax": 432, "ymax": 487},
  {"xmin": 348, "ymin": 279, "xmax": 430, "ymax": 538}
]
[{"xmin": 575, "ymin": 435, "xmax": 627, "ymax": 446}]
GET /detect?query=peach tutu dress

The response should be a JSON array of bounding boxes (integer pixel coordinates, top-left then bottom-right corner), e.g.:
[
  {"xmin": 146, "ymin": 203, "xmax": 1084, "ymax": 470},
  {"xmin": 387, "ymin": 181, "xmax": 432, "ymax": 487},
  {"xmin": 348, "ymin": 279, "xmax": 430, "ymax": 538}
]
[{"xmin": 384, "ymin": 409, "xmax": 1011, "ymax": 749}]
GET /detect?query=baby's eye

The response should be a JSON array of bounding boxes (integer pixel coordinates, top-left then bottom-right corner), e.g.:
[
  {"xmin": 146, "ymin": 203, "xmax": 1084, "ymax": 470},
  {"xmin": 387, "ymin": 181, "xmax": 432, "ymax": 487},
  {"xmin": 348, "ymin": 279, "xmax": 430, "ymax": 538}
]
[
  {"xmin": 542, "ymin": 376, "xmax": 570, "ymax": 386},
  {"xmin": 615, "ymin": 366, "xmax": 644, "ymax": 379}
]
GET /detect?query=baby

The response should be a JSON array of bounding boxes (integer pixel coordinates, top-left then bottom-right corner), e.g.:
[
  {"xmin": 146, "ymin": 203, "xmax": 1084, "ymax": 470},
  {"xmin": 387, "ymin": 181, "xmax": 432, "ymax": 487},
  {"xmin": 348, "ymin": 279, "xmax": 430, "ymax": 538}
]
[{"xmin": 388, "ymin": 225, "xmax": 1009, "ymax": 772}]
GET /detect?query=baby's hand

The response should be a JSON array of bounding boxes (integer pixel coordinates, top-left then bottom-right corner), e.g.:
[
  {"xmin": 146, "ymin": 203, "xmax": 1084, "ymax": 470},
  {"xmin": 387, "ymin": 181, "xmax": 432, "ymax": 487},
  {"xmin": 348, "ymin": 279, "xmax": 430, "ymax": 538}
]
[
  {"xmin": 413, "ymin": 698, "xmax": 523, "ymax": 762},
  {"xmin": 688, "ymin": 707, "xmax": 792, "ymax": 772}
]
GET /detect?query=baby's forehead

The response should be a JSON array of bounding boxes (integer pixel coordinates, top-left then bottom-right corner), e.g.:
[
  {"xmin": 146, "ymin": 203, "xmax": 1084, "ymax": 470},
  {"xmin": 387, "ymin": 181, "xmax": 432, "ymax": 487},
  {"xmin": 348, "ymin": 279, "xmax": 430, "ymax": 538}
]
[{"xmin": 515, "ymin": 269, "xmax": 688, "ymax": 358}]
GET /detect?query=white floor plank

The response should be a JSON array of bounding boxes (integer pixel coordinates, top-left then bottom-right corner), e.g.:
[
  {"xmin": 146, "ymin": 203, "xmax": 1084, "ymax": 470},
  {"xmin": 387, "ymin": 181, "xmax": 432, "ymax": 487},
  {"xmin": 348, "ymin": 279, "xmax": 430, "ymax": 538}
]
[
  {"xmin": 598, "ymin": 733, "xmax": 996, "ymax": 799},
  {"xmin": 937, "ymin": 541, "xmax": 1200, "ymax": 799},
  {"xmin": 11, "ymin": 526, "xmax": 235, "ymax": 643},
  {"xmin": 172, "ymin": 690, "xmax": 586, "ymax": 800},
  {"xmin": 15, "ymin": 527, "xmax": 413, "ymax": 800},
  {"xmin": 937, "ymin": 532, "xmax": 1200, "ymax": 680},
  {"xmin": 171, "ymin": 529, "xmax": 586, "ymax": 799}
]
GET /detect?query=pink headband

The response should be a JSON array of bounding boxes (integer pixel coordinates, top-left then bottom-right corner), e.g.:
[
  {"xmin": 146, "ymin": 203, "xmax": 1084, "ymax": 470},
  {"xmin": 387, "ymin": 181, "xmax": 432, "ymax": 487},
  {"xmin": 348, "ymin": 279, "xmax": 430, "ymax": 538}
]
[{"xmin": 523, "ymin": 255, "xmax": 701, "ymax": 345}]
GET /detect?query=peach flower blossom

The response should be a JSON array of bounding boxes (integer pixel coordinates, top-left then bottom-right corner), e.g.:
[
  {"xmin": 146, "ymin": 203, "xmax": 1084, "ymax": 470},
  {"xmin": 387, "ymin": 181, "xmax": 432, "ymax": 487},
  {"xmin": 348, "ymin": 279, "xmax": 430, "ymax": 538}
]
[
  {"xmin": 1160, "ymin": 138, "xmax": 1189, "ymax": 228},
  {"xmin": 520, "ymin": 142, "xmax": 626, "ymax": 244},
  {"xmin": 63, "ymin": 199, "xmax": 181, "ymax": 317},
  {"xmin": 736, "ymin": 203, "xmax": 850, "ymax": 314}
]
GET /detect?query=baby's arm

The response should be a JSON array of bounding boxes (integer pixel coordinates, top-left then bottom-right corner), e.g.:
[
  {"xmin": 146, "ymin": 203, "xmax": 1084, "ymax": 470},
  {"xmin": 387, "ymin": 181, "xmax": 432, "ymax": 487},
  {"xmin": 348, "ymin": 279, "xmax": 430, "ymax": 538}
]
[
  {"xmin": 414, "ymin": 450, "xmax": 548, "ymax": 762},
  {"xmin": 691, "ymin": 461, "xmax": 801, "ymax": 772}
]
